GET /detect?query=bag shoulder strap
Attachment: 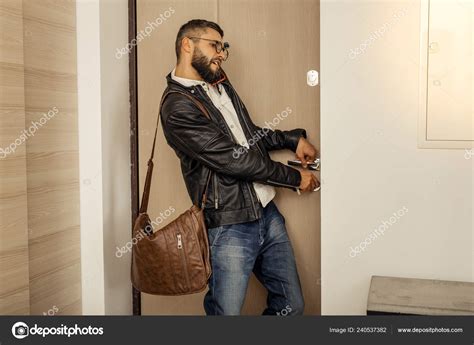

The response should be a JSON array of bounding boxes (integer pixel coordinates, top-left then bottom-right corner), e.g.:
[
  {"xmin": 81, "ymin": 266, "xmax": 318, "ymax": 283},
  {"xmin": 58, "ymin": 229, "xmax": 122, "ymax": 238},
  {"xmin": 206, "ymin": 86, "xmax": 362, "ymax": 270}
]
[{"xmin": 139, "ymin": 89, "xmax": 213, "ymax": 213}]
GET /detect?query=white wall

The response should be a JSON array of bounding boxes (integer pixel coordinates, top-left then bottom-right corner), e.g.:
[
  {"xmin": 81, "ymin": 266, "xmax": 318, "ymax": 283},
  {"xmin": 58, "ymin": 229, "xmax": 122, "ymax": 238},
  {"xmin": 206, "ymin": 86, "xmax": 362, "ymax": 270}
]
[
  {"xmin": 77, "ymin": 0, "xmax": 105, "ymax": 315},
  {"xmin": 99, "ymin": 0, "xmax": 133, "ymax": 315},
  {"xmin": 77, "ymin": 0, "xmax": 132, "ymax": 315},
  {"xmin": 320, "ymin": 0, "xmax": 473, "ymax": 314}
]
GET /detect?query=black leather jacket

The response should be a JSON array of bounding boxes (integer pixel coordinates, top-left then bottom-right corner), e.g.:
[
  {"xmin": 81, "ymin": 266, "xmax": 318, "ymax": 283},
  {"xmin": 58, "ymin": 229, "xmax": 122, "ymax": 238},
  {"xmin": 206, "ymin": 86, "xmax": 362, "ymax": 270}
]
[{"xmin": 160, "ymin": 70, "xmax": 306, "ymax": 228}]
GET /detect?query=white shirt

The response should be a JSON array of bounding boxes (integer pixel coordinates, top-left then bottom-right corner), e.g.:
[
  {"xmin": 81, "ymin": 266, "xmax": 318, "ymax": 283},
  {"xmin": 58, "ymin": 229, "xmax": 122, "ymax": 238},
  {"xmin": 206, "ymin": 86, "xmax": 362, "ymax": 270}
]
[{"xmin": 171, "ymin": 68, "xmax": 276, "ymax": 207}]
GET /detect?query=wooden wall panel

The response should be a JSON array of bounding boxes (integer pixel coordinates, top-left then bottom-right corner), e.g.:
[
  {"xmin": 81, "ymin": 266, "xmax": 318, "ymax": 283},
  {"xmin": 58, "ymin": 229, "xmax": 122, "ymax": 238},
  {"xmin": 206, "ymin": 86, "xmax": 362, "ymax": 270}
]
[
  {"xmin": 0, "ymin": 0, "xmax": 31, "ymax": 315},
  {"xmin": 0, "ymin": 0, "xmax": 81, "ymax": 315},
  {"xmin": 22, "ymin": 0, "xmax": 81, "ymax": 315}
]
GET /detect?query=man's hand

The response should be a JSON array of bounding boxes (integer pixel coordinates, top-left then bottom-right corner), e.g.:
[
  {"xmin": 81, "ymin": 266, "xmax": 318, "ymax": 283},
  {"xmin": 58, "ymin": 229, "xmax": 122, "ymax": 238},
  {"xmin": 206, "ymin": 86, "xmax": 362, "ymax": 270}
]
[
  {"xmin": 299, "ymin": 170, "xmax": 320, "ymax": 192},
  {"xmin": 295, "ymin": 137, "xmax": 318, "ymax": 168}
]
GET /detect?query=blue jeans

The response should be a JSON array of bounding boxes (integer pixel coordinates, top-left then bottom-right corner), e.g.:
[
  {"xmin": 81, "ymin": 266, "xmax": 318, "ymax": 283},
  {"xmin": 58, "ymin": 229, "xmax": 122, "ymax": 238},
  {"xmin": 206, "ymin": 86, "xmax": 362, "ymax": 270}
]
[{"xmin": 203, "ymin": 200, "xmax": 304, "ymax": 315}]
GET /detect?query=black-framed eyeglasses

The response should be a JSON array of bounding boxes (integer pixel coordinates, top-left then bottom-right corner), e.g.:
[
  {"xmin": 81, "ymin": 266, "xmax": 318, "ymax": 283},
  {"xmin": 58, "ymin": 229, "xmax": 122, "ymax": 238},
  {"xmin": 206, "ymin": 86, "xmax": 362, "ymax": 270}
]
[{"xmin": 187, "ymin": 37, "xmax": 230, "ymax": 60}]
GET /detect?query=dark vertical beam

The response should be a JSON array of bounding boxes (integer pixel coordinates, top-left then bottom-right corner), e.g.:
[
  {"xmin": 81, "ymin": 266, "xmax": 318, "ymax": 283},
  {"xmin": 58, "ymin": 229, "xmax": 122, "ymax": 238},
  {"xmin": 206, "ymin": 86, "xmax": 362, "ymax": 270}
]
[{"xmin": 128, "ymin": 0, "xmax": 141, "ymax": 316}]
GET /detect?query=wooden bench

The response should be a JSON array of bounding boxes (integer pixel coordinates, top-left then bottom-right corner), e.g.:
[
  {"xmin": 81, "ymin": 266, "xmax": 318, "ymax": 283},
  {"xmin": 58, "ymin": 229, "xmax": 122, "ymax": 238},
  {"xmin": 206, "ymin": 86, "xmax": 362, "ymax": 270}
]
[{"xmin": 367, "ymin": 276, "xmax": 474, "ymax": 315}]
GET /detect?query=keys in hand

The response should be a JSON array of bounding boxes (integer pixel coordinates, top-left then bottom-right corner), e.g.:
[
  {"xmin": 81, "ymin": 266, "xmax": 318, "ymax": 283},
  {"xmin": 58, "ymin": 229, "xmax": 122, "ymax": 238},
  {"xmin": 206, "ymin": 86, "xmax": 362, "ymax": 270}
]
[{"xmin": 298, "ymin": 170, "xmax": 320, "ymax": 193}]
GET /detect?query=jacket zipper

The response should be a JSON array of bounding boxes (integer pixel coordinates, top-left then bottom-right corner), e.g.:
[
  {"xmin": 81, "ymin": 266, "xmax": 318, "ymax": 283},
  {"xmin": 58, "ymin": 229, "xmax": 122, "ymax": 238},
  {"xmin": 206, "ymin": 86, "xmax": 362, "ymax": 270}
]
[
  {"xmin": 266, "ymin": 179, "xmax": 298, "ymax": 190},
  {"xmin": 177, "ymin": 234, "xmax": 191, "ymax": 289},
  {"xmin": 246, "ymin": 183, "xmax": 258, "ymax": 218},
  {"xmin": 229, "ymin": 87, "xmax": 268, "ymax": 215},
  {"xmin": 213, "ymin": 173, "xmax": 219, "ymax": 209},
  {"xmin": 234, "ymin": 93, "xmax": 265, "ymax": 158}
]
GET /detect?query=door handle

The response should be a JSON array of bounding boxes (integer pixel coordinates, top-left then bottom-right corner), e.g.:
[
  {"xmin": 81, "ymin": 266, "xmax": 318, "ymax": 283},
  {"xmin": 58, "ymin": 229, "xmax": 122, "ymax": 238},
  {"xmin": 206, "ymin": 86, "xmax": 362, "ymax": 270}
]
[{"xmin": 287, "ymin": 158, "xmax": 320, "ymax": 171}]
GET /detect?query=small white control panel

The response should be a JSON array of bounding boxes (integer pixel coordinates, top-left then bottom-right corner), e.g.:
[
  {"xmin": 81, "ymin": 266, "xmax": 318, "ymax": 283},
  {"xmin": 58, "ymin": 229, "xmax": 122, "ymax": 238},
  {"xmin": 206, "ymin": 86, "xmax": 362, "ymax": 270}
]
[{"xmin": 307, "ymin": 70, "xmax": 319, "ymax": 86}]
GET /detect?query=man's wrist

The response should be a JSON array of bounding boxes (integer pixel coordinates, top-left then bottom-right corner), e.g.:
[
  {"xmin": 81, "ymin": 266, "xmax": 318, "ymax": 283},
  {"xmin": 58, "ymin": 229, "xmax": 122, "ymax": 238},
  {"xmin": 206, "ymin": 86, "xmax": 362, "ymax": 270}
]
[{"xmin": 285, "ymin": 128, "xmax": 307, "ymax": 152}]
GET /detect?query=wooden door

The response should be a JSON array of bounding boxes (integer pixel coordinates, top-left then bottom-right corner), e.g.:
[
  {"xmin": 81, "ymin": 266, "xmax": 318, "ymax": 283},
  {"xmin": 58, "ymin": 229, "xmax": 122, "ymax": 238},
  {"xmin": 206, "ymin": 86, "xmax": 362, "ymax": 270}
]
[{"xmin": 136, "ymin": 0, "xmax": 320, "ymax": 315}]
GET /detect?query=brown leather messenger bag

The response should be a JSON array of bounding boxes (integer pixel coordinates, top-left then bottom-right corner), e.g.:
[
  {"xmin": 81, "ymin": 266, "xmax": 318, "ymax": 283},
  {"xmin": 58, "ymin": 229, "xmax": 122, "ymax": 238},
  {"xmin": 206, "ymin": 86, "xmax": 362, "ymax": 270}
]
[{"xmin": 131, "ymin": 90, "xmax": 213, "ymax": 295}]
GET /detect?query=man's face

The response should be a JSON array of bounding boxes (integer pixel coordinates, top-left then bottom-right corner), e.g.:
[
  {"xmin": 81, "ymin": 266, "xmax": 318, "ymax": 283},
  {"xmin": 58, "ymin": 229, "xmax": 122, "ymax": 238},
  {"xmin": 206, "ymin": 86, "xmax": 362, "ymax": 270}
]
[{"xmin": 190, "ymin": 30, "xmax": 227, "ymax": 84}]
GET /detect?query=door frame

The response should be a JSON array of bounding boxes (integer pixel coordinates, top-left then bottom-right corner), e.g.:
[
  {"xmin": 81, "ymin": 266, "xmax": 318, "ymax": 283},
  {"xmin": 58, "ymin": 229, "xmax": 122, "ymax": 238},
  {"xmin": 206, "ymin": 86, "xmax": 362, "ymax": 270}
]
[{"xmin": 128, "ymin": 0, "xmax": 141, "ymax": 316}]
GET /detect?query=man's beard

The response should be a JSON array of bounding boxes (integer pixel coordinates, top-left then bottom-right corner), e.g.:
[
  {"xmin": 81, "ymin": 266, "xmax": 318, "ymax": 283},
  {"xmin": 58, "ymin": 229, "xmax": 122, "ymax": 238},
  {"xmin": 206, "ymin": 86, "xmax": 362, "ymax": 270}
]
[{"xmin": 191, "ymin": 48, "xmax": 223, "ymax": 84}]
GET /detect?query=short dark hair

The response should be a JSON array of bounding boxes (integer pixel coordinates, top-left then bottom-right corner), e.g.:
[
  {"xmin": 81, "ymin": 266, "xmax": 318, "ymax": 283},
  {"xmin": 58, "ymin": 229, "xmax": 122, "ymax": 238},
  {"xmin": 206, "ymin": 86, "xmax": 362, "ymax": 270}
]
[{"xmin": 175, "ymin": 19, "xmax": 224, "ymax": 62}]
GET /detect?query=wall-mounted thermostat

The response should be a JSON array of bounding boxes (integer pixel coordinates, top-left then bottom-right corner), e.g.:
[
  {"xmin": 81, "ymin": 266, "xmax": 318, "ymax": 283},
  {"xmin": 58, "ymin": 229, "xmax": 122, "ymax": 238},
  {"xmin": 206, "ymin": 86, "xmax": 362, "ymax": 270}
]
[{"xmin": 307, "ymin": 70, "xmax": 319, "ymax": 86}]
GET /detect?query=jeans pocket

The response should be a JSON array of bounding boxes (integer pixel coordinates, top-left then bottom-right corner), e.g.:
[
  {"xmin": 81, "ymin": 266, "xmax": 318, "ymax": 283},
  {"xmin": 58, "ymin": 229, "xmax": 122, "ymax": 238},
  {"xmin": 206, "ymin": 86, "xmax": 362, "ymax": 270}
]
[{"xmin": 207, "ymin": 226, "xmax": 224, "ymax": 248}]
